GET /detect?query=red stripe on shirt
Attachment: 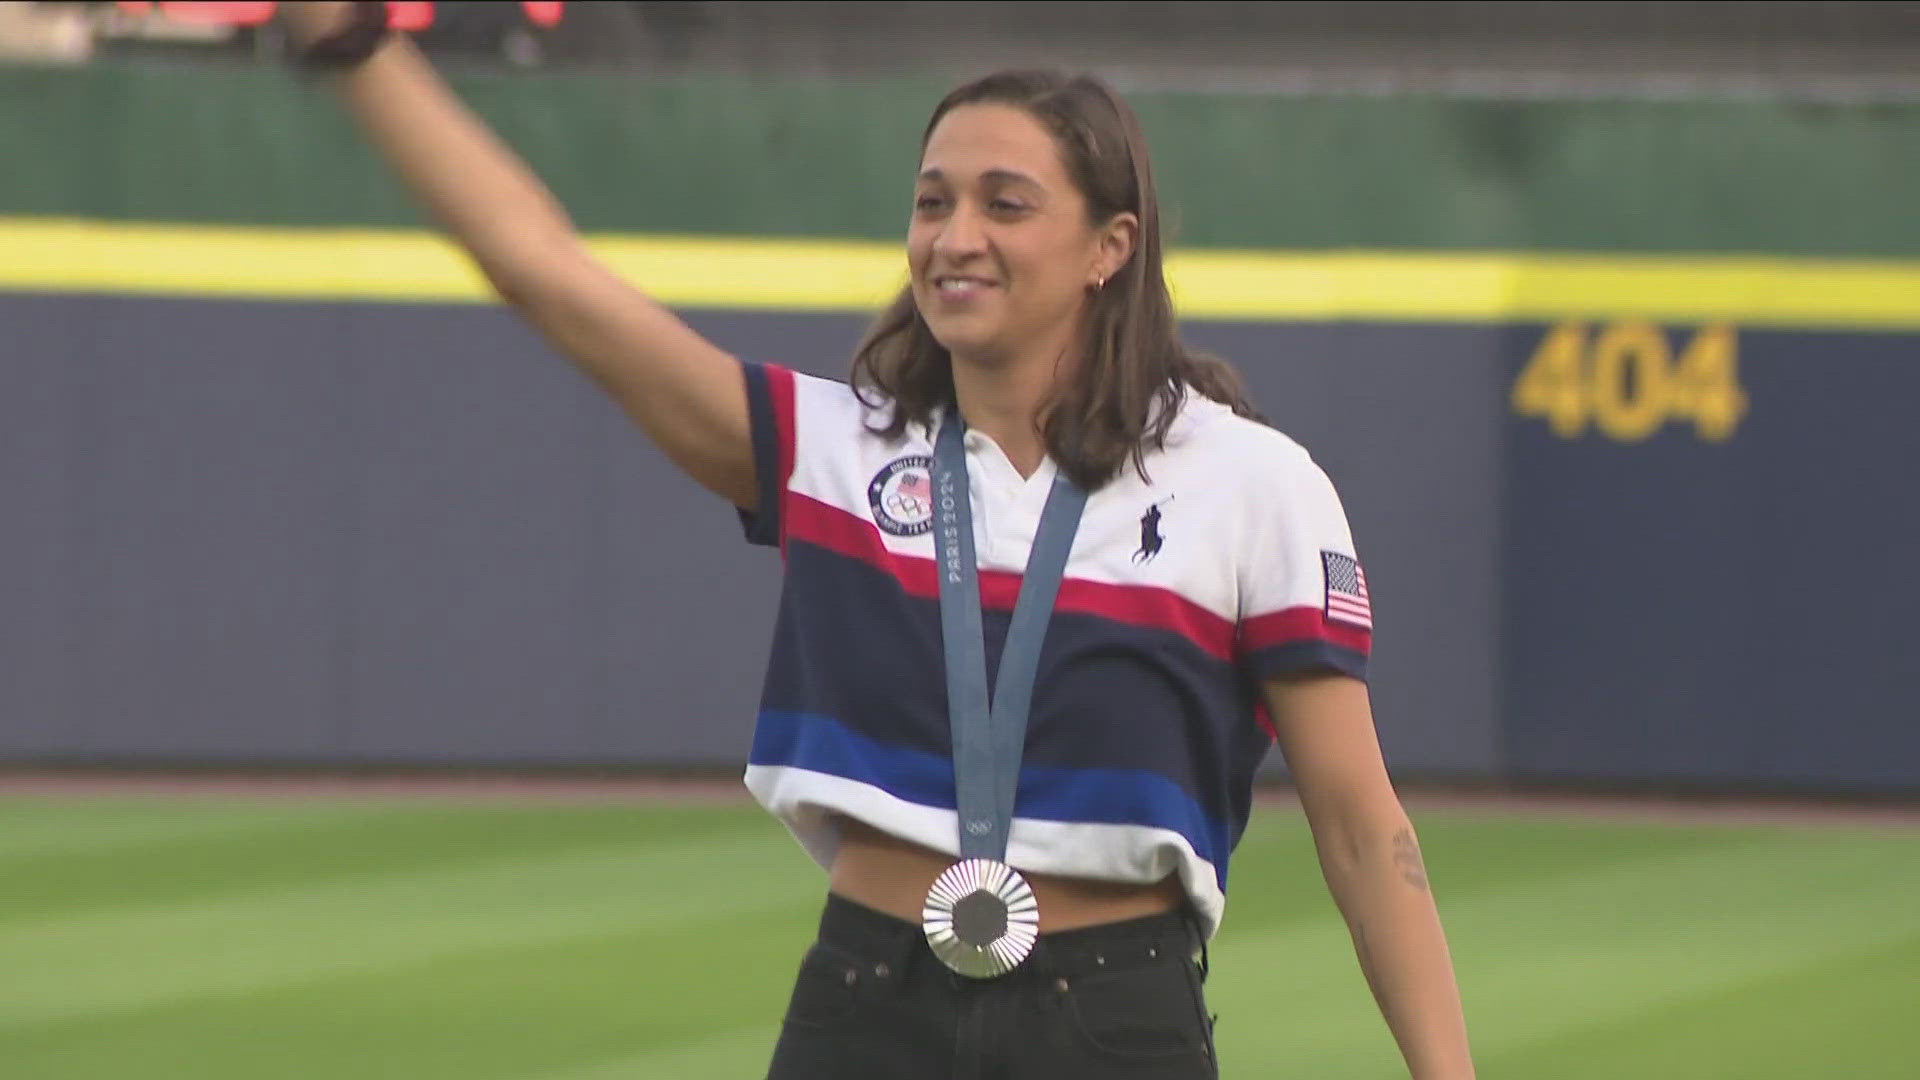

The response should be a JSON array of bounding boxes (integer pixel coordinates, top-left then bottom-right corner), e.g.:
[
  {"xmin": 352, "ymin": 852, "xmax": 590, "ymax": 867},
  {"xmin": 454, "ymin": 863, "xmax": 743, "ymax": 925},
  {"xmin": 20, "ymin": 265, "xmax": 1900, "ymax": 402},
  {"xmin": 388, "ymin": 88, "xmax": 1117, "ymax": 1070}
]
[
  {"xmin": 786, "ymin": 492, "xmax": 937, "ymax": 592},
  {"xmin": 1237, "ymin": 605, "xmax": 1372, "ymax": 657},
  {"xmin": 784, "ymin": 494, "xmax": 1237, "ymax": 660},
  {"xmin": 1046, "ymin": 579, "xmax": 1235, "ymax": 661}
]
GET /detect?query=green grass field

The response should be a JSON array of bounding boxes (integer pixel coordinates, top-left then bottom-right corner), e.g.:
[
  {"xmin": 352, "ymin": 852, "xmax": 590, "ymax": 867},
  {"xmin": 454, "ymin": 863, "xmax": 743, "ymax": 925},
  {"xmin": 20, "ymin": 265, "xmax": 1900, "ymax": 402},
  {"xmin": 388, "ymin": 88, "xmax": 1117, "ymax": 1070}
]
[{"xmin": 2, "ymin": 795, "xmax": 1916, "ymax": 1078}]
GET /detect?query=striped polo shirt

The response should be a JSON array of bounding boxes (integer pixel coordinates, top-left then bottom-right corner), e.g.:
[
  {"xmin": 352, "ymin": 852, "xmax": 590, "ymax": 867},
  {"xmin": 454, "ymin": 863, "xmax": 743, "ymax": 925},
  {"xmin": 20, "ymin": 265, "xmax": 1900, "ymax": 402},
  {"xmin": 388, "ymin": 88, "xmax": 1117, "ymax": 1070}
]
[{"xmin": 737, "ymin": 362, "xmax": 1370, "ymax": 937}]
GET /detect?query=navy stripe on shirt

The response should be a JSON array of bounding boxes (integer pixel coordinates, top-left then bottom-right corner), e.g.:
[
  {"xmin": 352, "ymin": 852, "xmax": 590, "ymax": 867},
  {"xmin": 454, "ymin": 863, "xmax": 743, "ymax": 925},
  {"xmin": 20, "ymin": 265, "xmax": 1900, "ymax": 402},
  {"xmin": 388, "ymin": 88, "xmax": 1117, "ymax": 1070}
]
[{"xmin": 737, "ymin": 361, "xmax": 782, "ymax": 547}]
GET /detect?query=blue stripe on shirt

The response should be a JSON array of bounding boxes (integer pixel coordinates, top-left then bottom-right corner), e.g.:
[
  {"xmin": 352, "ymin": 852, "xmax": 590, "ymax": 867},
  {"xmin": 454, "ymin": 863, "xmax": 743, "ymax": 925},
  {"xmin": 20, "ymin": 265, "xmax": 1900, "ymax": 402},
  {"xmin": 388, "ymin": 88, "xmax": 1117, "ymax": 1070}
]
[{"xmin": 750, "ymin": 708, "xmax": 1230, "ymax": 887}]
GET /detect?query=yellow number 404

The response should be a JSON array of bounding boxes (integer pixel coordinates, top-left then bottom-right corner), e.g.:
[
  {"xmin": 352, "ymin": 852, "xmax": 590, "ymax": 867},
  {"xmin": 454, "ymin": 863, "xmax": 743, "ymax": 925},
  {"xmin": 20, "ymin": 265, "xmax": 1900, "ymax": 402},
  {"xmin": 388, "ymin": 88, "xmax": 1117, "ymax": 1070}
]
[{"xmin": 1511, "ymin": 321, "xmax": 1747, "ymax": 442}]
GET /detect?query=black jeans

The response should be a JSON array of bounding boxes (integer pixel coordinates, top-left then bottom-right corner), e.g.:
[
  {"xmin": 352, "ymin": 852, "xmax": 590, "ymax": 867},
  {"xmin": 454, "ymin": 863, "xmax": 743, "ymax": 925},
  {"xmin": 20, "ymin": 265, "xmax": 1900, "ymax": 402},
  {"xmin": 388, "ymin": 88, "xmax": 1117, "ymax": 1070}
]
[{"xmin": 766, "ymin": 893, "xmax": 1219, "ymax": 1079}]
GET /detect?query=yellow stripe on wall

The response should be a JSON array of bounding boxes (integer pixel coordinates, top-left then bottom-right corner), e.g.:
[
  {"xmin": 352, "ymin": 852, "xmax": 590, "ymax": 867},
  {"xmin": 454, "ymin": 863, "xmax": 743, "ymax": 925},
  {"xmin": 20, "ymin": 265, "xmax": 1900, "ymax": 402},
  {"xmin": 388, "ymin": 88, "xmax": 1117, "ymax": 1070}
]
[{"xmin": 3, "ymin": 217, "xmax": 1919, "ymax": 330}]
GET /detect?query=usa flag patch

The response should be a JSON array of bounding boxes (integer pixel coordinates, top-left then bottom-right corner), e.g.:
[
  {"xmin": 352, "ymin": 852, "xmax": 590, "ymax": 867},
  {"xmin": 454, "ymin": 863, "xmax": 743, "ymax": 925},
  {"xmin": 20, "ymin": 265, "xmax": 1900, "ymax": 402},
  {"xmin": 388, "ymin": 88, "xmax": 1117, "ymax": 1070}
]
[{"xmin": 1322, "ymin": 551, "xmax": 1372, "ymax": 630}]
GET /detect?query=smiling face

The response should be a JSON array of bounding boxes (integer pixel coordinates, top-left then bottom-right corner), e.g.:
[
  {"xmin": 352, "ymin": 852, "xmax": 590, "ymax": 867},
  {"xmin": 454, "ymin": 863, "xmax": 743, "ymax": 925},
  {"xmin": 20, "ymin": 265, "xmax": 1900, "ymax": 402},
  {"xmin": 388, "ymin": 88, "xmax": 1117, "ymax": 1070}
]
[{"xmin": 908, "ymin": 103, "xmax": 1132, "ymax": 368}]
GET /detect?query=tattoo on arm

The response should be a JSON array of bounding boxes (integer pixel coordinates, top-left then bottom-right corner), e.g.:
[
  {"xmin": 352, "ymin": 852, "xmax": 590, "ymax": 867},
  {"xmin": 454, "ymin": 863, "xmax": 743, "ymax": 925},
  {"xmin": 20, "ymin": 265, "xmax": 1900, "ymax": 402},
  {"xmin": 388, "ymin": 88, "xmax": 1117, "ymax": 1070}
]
[{"xmin": 1391, "ymin": 827, "xmax": 1430, "ymax": 891}]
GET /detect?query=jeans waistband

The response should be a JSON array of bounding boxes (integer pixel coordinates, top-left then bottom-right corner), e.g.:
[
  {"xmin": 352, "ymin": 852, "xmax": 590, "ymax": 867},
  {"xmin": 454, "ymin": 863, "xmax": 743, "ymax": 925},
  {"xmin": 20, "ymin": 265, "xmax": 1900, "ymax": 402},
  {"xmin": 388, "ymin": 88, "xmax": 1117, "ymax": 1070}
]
[{"xmin": 815, "ymin": 891, "xmax": 1204, "ymax": 983}]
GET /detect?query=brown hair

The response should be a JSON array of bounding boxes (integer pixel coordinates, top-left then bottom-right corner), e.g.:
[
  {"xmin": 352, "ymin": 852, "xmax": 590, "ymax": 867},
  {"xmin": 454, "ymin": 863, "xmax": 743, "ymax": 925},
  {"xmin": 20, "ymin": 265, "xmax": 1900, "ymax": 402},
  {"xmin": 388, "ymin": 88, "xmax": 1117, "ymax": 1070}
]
[{"xmin": 849, "ymin": 69, "xmax": 1264, "ymax": 491}]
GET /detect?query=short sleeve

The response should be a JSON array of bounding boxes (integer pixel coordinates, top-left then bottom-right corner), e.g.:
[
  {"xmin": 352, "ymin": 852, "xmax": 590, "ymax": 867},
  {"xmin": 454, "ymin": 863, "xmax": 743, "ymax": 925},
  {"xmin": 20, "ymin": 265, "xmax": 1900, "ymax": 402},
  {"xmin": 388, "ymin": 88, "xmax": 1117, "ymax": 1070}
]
[
  {"xmin": 1235, "ymin": 454, "xmax": 1371, "ymax": 683},
  {"xmin": 737, "ymin": 361, "xmax": 797, "ymax": 548}
]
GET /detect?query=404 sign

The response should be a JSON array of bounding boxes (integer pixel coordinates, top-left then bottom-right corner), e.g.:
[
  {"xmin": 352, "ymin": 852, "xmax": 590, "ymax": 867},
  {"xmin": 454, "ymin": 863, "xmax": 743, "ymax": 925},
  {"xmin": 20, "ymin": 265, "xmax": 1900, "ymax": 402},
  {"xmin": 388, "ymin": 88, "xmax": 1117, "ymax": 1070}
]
[{"xmin": 1510, "ymin": 321, "xmax": 1747, "ymax": 443}]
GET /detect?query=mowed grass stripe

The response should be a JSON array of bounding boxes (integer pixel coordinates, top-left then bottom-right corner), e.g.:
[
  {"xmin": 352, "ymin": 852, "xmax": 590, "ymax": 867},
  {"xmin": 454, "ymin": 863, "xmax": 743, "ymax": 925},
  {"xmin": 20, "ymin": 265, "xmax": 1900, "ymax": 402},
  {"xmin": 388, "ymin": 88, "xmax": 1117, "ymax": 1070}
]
[
  {"xmin": 1436, "ymin": 832, "xmax": 1920, "ymax": 1076},
  {"xmin": 0, "ymin": 797, "xmax": 399, "ymax": 861},
  {"xmin": 1483, "ymin": 934, "xmax": 1920, "ymax": 1079},
  {"xmin": 5, "ymin": 801, "xmax": 1915, "ymax": 1079},
  {"xmin": 1186, "ymin": 811, "xmax": 1765, "ymax": 1076},
  {"xmin": 13, "ymin": 809, "xmax": 1745, "ymax": 1080},
  {"xmin": 5, "ymin": 904, "xmax": 820, "ymax": 1080},
  {"xmin": 0, "ymin": 802, "xmax": 767, "ymax": 921},
  {"xmin": 0, "ymin": 826, "xmax": 819, "ymax": 1030},
  {"xmin": 1207, "ymin": 828, "xmax": 1920, "ymax": 1078},
  {"xmin": 1223, "ymin": 810, "xmax": 1747, "ymax": 925},
  {"xmin": 523, "ymin": 1026, "xmax": 785, "ymax": 1080}
]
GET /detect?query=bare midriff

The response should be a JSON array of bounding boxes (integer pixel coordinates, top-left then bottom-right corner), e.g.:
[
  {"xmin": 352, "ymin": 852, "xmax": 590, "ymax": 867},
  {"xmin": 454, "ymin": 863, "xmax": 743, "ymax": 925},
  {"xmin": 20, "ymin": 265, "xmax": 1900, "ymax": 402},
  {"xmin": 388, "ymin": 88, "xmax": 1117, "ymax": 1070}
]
[{"xmin": 827, "ymin": 815, "xmax": 1188, "ymax": 932}]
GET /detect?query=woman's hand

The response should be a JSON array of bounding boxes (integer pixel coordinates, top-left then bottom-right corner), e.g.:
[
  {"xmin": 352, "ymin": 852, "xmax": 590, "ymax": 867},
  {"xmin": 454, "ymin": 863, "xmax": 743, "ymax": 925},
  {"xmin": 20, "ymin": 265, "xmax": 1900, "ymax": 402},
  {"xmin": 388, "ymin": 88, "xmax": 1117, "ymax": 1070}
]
[{"xmin": 276, "ymin": 0, "xmax": 758, "ymax": 510}]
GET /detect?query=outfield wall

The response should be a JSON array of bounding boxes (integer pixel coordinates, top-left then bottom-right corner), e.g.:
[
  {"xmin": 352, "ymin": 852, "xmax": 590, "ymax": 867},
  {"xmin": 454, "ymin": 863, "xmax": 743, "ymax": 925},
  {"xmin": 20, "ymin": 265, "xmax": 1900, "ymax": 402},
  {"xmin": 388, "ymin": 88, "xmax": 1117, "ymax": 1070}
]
[
  {"xmin": 0, "ymin": 294, "xmax": 1504, "ymax": 776},
  {"xmin": 1, "ymin": 64, "xmax": 1915, "ymax": 792}
]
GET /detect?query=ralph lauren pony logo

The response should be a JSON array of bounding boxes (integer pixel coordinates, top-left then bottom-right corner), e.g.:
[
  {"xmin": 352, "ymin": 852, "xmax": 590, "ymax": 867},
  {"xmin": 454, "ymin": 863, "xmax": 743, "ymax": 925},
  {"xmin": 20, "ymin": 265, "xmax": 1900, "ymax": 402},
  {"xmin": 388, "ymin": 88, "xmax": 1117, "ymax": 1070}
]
[{"xmin": 1133, "ymin": 496, "xmax": 1174, "ymax": 563}]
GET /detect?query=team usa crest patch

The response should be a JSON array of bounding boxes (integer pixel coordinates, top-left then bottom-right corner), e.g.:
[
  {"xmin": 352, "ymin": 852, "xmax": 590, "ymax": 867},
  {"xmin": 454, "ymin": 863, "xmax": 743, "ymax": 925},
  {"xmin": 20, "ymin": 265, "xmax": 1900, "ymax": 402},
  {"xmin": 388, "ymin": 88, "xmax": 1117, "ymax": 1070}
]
[{"xmin": 868, "ymin": 455, "xmax": 936, "ymax": 536}]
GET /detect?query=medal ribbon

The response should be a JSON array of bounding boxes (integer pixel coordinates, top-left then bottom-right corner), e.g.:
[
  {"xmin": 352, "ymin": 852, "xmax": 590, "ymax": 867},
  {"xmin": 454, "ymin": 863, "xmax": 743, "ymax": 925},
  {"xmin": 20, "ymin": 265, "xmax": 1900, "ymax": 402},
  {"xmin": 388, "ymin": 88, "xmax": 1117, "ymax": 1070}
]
[{"xmin": 930, "ymin": 409, "xmax": 1087, "ymax": 863}]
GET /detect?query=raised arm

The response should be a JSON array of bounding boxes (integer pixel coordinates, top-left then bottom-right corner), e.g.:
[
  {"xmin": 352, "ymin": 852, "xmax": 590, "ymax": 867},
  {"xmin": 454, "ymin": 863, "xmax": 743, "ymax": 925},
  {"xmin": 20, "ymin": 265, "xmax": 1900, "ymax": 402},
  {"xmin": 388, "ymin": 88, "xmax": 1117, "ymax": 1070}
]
[
  {"xmin": 1264, "ymin": 673, "xmax": 1475, "ymax": 1080},
  {"xmin": 284, "ymin": 2, "xmax": 755, "ymax": 508}
]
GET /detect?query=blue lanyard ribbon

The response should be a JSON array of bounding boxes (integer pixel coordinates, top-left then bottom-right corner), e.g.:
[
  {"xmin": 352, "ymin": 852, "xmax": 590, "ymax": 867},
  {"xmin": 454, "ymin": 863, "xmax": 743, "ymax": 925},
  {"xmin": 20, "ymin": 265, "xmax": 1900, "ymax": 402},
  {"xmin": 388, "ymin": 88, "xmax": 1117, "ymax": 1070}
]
[{"xmin": 930, "ymin": 410, "xmax": 1087, "ymax": 862}]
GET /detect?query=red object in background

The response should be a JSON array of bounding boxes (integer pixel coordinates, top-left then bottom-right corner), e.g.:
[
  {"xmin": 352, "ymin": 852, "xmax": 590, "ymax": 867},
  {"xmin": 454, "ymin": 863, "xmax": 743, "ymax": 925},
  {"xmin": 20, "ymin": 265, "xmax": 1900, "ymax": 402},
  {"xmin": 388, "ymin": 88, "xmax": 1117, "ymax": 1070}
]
[
  {"xmin": 118, "ymin": 2, "xmax": 279, "ymax": 26},
  {"xmin": 116, "ymin": 2, "xmax": 565, "ymax": 30},
  {"xmin": 384, "ymin": 1, "xmax": 433, "ymax": 31},
  {"xmin": 521, "ymin": 1, "xmax": 562, "ymax": 27}
]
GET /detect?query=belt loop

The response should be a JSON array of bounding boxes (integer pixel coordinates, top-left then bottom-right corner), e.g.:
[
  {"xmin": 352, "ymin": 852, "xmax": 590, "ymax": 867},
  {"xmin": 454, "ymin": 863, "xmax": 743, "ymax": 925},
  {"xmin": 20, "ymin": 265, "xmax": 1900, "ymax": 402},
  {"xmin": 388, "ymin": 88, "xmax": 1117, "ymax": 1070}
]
[
  {"xmin": 1183, "ymin": 908, "xmax": 1210, "ymax": 983},
  {"xmin": 877, "ymin": 927, "xmax": 905, "ymax": 986},
  {"xmin": 893, "ymin": 914, "xmax": 927, "ymax": 984}
]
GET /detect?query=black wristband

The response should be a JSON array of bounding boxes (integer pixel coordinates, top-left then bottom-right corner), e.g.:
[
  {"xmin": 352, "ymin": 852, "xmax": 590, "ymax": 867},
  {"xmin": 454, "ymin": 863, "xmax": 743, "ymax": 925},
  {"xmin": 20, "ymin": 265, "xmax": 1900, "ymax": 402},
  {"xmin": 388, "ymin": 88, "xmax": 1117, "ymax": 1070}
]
[{"xmin": 296, "ymin": 0, "xmax": 392, "ymax": 73}]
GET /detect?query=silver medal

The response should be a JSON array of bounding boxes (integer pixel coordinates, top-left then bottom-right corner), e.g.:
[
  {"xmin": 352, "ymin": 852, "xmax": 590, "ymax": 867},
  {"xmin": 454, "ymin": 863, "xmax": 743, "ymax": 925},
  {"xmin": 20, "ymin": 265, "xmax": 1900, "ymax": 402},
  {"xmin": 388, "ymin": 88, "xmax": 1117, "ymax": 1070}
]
[{"xmin": 922, "ymin": 857, "xmax": 1041, "ymax": 978}]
